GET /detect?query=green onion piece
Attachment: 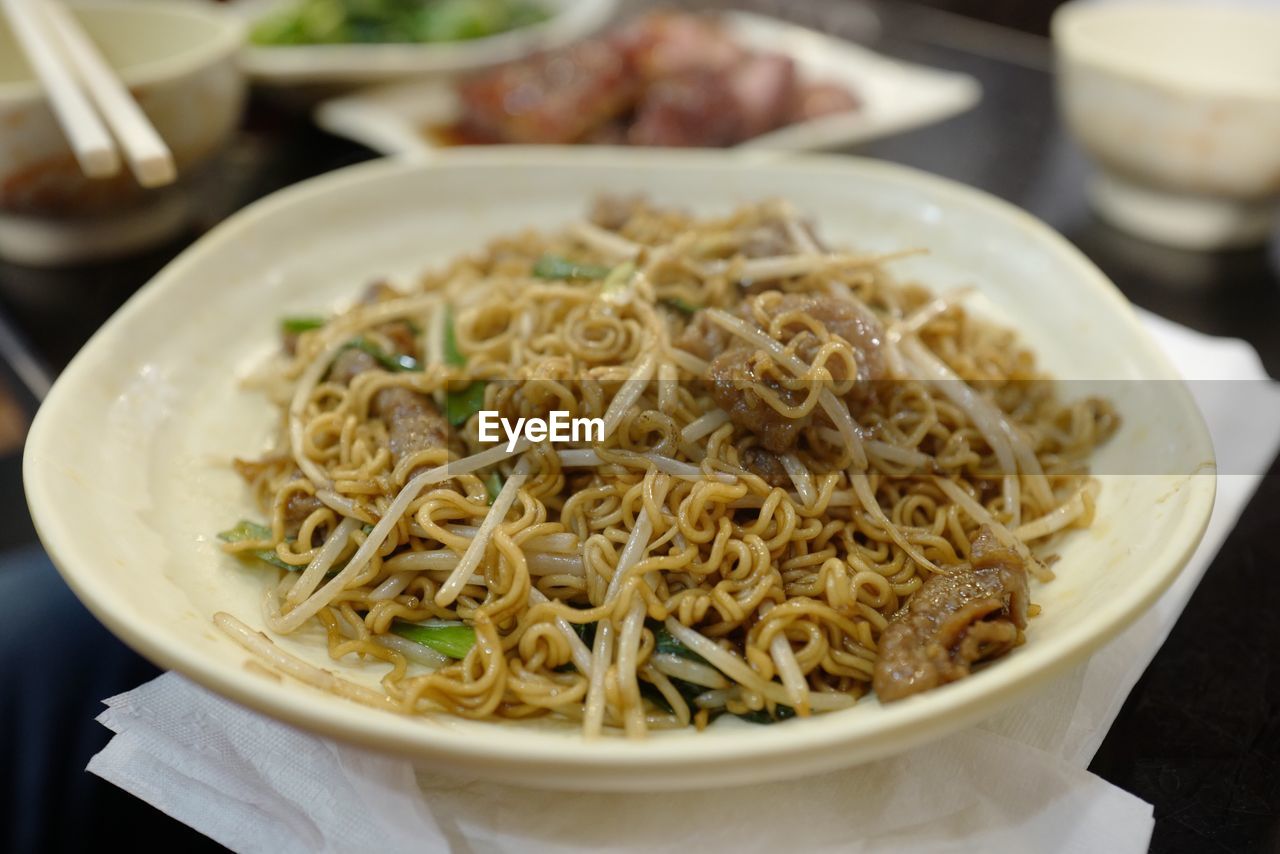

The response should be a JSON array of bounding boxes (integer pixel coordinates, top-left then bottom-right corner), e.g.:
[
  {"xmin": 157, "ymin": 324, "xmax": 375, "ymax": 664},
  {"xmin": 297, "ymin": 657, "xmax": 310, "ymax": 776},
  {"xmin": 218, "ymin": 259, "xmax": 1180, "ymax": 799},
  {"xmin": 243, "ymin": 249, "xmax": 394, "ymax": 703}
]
[
  {"xmin": 532, "ymin": 255, "xmax": 612, "ymax": 281},
  {"xmin": 281, "ymin": 316, "xmax": 326, "ymax": 334},
  {"xmin": 442, "ymin": 307, "xmax": 483, "ymax": 426},
  {"xmin": 344, "ymin": 338, "xmax": 420, "ymax": 372},
  {"xmin": 661, "ymin": 297, "xmax": 700, "ymax": 316},
  {"xmin": 217, "ymin": 520, "xmax": 293, "ymax": 571},
  {"xmin": 735, "ymin": 705, "xmax": 797, "ymax": 725},
  {"xmin": 391, "ymin": 619, "xmax": 476, "ymax": 659},
  {"xmin": 600, "ymin": 260, "xmax": 637, "ymax": 299},
  {"xmin": 640, "ymin": 673, "xmax": 705, "ymax": 716},
  {"xmin": 484, "ymin": 470, "xmax": 504, "ymax": 504},
  {"xmin": 443, "ymin": 305, "xmax": 467, "ymax": 367},
  {"xmin": 639, "ymin": 680, "xmax": 675, "ymax": 714},
  {"xmin": 571, "ymin": 621, "xmax": 597, "ymax": 647},
  {"xmin": 652, "ymin": 624, "xmax": 712, "ymax": 666},
  {"xmin": 446, "ymin": 381, "xmax": 486, "ymax": 427}
]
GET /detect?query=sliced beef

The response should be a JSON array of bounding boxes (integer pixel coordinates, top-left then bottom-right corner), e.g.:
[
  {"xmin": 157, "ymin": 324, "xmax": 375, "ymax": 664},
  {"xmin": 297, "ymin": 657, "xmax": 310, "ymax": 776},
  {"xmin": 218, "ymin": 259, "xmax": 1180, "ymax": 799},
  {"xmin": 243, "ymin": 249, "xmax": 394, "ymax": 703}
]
[
  {"xmin": 233, "ymin": 455, "xmax": 323, "ymax": 536},
  {"xmin": 328, "ymin": 348, "xmax": 449, "ymax": 474},
  {"xmin": 674, "ymin": 310, "xmax": 733, "ymax": 363},
  {"xmin": 283, "ymin": 490, "xmax": 324, "ymax": 535},
  {"xmin": 688, "ymin": 294, "xmax": 885, "ymax": 453},
  {"xmin": 708, "ymin": 347, "xmax": 810, "ymax": 453},
  {"xmin": 872, "ymin": 527, "xmax": 1030, "ymax": 703},
  {"xmin": 740, "ymin": 445, "xmax": 790, "ymax": 487},
  {"xmin": 765, "ymin": 293, "xmax": 885, "ymax": 386},
  {"xmin": 329, "ymin": 347, "xmax": 380, "ymax": 386},
  {"xmin": 377, "ymin": 386, "xmax": 450, "ymax": 468},
  {"xmin": 378, "ymin": 320, "xmax": 417, "ymax": 357}
]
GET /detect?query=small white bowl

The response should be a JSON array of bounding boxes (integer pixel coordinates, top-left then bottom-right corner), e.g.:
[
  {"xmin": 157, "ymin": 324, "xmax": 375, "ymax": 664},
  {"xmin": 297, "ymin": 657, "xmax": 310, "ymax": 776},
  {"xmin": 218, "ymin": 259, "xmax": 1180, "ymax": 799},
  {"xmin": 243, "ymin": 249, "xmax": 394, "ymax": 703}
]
[
  {"xmin": 0, "ymin": 0, "xmax": 245, "ymax": 266},
  {"xmin": 230, "ymin": 0, "xmax": 616, "ymax": 86},
  {"xmin": 1053, "ymin": 2, "xmax": 1280, "ymax": 250}
]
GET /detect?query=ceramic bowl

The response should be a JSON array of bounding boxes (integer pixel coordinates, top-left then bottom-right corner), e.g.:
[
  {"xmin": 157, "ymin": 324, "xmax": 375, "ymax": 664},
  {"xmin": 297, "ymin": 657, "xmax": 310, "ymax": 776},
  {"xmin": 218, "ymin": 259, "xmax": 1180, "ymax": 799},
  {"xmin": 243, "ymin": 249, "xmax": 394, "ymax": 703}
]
[
  {"xmin": 0, "ymin": 0, "xmax": 245, "ymax": 265},
  {"xmin": 1053, "ymin": 2, "xmax": 1280, "ymax": 249}
]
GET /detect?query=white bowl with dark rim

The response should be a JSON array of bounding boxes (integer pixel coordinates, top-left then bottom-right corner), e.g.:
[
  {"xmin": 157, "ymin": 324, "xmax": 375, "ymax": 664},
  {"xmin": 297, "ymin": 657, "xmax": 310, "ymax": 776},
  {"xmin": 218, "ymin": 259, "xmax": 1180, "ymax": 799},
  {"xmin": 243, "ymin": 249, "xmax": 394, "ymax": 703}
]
[{"xmin": 23, "ymin": 149, "xmax": 1215, "ymax": 790}]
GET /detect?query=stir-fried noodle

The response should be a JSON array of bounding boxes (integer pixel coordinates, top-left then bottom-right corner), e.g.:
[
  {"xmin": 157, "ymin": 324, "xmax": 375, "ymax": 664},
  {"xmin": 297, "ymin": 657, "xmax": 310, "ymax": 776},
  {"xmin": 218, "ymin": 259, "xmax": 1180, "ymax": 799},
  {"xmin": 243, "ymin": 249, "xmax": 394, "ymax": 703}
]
[{"xmin": 219, "ymin": 198, "xmax": 1117, "ymax": 735}]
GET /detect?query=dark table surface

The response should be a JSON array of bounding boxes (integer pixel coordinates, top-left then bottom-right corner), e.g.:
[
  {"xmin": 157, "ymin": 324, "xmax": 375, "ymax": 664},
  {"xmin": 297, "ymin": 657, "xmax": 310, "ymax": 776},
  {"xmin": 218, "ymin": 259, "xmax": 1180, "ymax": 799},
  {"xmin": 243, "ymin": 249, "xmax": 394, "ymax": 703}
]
[{"xmin": 1, "ymin": 2, "xmax": 1277, "ymax": 852}]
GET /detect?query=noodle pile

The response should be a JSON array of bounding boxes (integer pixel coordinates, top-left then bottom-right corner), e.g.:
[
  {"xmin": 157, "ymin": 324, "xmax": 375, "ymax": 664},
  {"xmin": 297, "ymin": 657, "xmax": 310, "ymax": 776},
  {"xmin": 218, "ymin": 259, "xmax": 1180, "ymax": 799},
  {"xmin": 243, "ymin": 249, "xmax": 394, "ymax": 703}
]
[{"xmin": 218, "ymin": 199, "xmax": 1117, "ymax": 736}]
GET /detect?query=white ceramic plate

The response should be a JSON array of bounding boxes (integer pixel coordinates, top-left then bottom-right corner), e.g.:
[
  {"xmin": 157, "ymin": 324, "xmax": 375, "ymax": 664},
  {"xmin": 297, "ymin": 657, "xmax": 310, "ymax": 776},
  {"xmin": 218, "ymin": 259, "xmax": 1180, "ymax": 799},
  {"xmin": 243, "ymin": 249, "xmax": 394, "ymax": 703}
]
[
  {"xmin": 25, "ymin": 149, "xmax": 1214, "ymax": 791},
  {"xmin": 314, "ymin": 12, "xmax": 981, "ymax": 155},
  {"xmin": 229, "ymin": 0, "xmax": 616, "ymax": 85}
]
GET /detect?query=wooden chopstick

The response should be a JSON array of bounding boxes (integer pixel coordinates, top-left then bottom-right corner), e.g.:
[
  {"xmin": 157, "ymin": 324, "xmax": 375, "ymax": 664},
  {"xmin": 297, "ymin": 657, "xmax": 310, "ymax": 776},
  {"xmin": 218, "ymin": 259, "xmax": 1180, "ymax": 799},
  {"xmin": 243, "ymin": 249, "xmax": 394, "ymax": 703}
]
[
  {"xmin": 40, "ymin": 0, "xmax": 176, "ymax": 187},
  {"xmin": 1, "ymin": 0, "xmax": 119, "ymax": 178}
]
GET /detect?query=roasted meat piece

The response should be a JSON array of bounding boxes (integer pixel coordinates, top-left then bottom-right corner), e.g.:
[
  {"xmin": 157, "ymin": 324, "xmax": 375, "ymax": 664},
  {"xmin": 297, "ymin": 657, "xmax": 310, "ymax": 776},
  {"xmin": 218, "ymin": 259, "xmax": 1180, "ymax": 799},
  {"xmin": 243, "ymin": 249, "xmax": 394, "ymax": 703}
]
[
  {"xmin": 628, "ymin": 69, "xmax": 747, "ymax": 147},
  {"xmin": 455, "ymin": 39, "xmax": 639, "ymax": 144},
  {"xmin": 613, "ymin": 10, "xmax": 745, "ymax": 78},
  {"xmin": 725, "ymin": 53, "xmax": 798, "ymax": 140}
]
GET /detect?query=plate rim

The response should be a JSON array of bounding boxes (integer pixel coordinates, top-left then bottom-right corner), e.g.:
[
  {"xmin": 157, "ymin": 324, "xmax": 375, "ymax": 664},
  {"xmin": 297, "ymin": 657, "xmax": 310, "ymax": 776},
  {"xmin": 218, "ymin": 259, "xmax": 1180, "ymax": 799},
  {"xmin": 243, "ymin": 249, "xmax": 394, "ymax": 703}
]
[{"xmin": 23, "ymin": 148, "xmax": 1216, "ymax": 787}]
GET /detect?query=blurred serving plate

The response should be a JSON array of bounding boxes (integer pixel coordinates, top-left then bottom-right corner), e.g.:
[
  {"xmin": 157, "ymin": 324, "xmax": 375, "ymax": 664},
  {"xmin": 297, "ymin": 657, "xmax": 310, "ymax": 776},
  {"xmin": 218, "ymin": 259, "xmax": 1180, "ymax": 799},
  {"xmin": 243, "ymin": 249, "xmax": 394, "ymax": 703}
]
[
  {"xmin": 25, "ymin": 148, "xmax": 1212, "ymax": 790},
  {"xmin": 315, "ymin": 11, "xmax": 981, "ymax": 154},
  {"xmin": 230, "ymin": 0, "xmax": 616, "ymax": 85}
]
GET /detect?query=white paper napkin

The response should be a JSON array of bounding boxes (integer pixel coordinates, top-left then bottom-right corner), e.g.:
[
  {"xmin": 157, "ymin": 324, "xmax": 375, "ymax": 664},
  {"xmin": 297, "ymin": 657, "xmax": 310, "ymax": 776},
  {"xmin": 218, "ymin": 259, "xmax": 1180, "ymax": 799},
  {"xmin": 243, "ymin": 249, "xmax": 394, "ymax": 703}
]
[{"xmin": 88, "ymin": 312, "xmax": 1280, "ymax": 854}]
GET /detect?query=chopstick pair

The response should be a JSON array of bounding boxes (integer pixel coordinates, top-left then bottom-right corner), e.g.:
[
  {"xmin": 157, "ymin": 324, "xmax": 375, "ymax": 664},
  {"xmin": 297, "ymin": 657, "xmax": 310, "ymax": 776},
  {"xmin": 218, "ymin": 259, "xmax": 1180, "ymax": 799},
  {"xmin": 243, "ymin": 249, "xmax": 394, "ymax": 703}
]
[{"xmin": 2, "ymin": 0, "xmax": 176, "ymax": 187}]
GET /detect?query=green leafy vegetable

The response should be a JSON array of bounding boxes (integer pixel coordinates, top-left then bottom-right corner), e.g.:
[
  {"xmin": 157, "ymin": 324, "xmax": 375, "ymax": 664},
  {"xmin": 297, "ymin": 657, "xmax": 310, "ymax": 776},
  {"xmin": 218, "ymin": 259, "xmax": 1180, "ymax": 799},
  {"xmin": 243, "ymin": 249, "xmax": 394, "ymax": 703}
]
[
  {"xmin": 281, "ymin": 316, "xmax": 326, "ymax": 334},
  {"xmin": 250, "ymin": 0, "xmax": 547, "ymax": 47},
  {"xmin": 484, "ymin": 470, "xmax": 505, "ymax": 504},
  {"xmin": 446, "ymin": 381, "xmax": 487, "ymax": 427},
  {"xmin": 217, "ymin": 520, "xmax": 293, "ymax": 571},
  {"xmin": 532, "ymin": 255, "xmax": 612, "ymax": 281},
  {"xmin": 391, "ymin": 619, "xmax": 477, "ymax": 659},
  {"xmin": 343, "ymin": 338, "xmax": 420, "ymax": 372},
  {"xmin": 661, "ymin": 297, "xmax": 700, "ymax": 316}
]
